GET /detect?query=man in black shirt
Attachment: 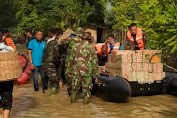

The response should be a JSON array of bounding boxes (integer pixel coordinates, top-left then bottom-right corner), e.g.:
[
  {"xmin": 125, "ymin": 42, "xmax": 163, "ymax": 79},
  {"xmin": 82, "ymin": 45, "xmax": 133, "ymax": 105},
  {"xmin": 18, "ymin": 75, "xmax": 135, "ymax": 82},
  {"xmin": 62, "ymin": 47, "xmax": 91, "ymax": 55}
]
[{"xmin": 26, "ymin": 29, "xmax": 35, "ymax": 47}]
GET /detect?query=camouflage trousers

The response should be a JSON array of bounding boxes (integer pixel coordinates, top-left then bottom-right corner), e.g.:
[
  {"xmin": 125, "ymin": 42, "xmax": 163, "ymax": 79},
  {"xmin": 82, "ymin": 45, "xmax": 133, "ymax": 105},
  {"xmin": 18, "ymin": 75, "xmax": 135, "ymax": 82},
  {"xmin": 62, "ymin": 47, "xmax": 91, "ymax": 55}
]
[
  {"xmin": 43, "ymin": 62, "xmax": 60, "ymax": 88},
  {"xmin": 66, "ymin": 74, "xmax": 72, "ymax": 95},
  {"xmin": 71, "ymin": 75, "xmax": 93, "ymax": 97}
]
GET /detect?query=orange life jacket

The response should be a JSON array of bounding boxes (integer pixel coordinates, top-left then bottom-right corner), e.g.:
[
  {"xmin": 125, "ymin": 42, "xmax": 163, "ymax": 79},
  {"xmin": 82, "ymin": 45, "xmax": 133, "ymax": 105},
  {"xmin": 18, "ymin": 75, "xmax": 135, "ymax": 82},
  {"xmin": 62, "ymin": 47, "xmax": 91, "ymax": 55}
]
[
  {"xmin": 2, "ymin": 36, "xmax": 16, "ymax": 50},
  {"xmin": 127, "ymin": 28, "xmax": 145, "ymax": 50},
  {"xmin": 94, "ymin": 43, "xmax": 110, "ymax": 57},
  {"xmin": 112, "ymin": 42, "xmax": 120, "ymax": 51}
]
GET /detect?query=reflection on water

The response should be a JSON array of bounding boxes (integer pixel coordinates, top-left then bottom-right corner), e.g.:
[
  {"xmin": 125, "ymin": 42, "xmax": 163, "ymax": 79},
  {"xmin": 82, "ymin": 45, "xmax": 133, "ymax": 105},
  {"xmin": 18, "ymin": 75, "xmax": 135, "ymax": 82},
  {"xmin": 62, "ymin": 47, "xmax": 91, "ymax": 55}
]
[{"xmin": 11, "ymin": 84, "xmax": 177, "ymax": 118}]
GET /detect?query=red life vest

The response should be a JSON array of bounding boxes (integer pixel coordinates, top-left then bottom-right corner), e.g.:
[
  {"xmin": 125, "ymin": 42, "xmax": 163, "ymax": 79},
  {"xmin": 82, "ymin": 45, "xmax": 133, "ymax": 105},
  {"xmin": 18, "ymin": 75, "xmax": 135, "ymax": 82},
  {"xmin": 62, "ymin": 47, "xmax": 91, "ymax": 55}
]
[
  {"xmin": 94, "ymin": 43, "xmax": 110, "ymax": 57},
  {"xmin": 127, "ymin": 28, "xmax": 145, "ymax": 50}
]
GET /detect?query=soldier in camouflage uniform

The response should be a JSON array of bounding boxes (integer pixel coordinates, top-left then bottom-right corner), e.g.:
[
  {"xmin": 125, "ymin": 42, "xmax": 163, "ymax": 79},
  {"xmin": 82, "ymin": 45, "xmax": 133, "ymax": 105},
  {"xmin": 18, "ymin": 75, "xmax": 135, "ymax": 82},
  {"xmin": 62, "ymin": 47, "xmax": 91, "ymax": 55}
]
[
  {"xmin": 43, "ymin": 28, "xmax": 61, "ymax": 95},
  {"xmin": 58, "ymin": 28, "xmax": 83, "ymax": 95},
  {"xmin": 66, "ymin": 32, "xmax": 99, "ymax": 104}
]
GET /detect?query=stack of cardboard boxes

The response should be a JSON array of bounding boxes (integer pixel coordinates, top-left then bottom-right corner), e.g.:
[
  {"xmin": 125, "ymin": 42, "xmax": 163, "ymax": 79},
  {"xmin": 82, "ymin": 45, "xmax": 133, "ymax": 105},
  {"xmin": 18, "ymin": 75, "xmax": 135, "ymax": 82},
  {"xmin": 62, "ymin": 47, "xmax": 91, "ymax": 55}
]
[{"xmin": 104, "ymin": 50, "xmax": 165, "ymax": 83}]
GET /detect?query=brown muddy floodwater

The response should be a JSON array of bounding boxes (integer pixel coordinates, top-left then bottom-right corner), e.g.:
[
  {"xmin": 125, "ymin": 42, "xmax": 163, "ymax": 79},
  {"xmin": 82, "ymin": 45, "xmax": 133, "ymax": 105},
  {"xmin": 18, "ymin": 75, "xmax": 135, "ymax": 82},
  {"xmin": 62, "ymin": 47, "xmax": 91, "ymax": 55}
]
[{"xmin": 11, "ymin": 83, "xmax": 177, "ymax": 118}]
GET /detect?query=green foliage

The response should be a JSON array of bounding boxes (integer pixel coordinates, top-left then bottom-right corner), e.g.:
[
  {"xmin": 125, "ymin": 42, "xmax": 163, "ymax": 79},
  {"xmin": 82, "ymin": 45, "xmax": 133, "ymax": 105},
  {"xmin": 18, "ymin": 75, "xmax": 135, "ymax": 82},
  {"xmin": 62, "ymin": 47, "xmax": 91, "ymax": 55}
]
[
  {"xmin": 85, "ymin": 0, "xmax": 107, "ymax": 26},
  {"xmin": 0, "ymin": 0, "xmax": 107, "ymax": 35},
  {"xmin": 0, "ymin": 0, "xmax": 17, "ymax": 29},
  {"xmin": 14, "ymin": 0, "xmax": 108, "ymax": 35},
  {"xmin": 112, "ymin": 0, "xmax": 177, "ymax": 54}
]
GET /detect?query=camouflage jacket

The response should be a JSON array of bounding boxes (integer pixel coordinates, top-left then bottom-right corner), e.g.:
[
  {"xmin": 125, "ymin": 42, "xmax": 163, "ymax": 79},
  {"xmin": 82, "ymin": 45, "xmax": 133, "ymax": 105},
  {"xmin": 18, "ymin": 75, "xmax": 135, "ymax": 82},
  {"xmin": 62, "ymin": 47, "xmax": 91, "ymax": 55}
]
[
  {"xmin": 66, "ymin": 41, "xmax": 99, "ymax": 78},
  {"xmin": 64, "ymin": 36, "xmax": 82, "ymax": 54},
  {"xmin": 64, "ymin": 36, "xmax": 82, "ymax": 73},
  {"xmin": 43, "ymin": 38, "xmax": 60, "ymax": 67}
]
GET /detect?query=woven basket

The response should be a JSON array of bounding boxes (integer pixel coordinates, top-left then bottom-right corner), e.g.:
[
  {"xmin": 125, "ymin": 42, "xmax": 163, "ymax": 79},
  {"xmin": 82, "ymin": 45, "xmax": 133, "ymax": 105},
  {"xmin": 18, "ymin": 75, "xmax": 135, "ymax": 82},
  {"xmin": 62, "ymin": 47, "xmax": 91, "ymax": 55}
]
[{"xmin": 0, "ymin": 51, "xmax": 23, "ymax": 82}]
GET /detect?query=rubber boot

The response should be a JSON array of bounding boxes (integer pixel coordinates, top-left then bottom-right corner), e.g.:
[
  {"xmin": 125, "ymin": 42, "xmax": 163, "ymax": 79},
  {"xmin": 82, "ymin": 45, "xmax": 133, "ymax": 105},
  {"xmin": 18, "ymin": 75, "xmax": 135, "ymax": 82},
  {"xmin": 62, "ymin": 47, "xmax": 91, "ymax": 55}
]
[
  {"xmin": 70, "ymin": 94, "xmax": 76, "ymax": 103},
  {"xmin": 50, "ymin": 87, "xmax": 58, "ymax": 96},
  {"xmin": 83, "ymin": 96, "xmax": 90, "ymax": 104}
]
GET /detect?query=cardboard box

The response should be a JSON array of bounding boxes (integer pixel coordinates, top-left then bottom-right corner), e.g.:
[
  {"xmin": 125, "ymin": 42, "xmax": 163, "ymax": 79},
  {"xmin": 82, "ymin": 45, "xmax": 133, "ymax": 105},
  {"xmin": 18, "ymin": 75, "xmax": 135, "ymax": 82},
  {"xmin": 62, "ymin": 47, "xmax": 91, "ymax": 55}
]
[
  {"xmin": 111, "ymin": 54, "xmax": 122, "ymax": 63},
  {"xmin": 143, "ymin": 63, "xmax": 154, "ymax": 72},
  {"xmin": 133, "ymin": 53, "xmax": 137, "ymax": 62},
  {"xmin": 153, "ymin": 73, "xmax": 162, "ymax": 80},
  {"xmin": 153, "ymin": 63, "xmax": 163, "ymax": 73},
  {"xmin": 143, "ymin": 63, "xmax": 149, "ymax": 72},
  {"xmin": 143, "ymin": 50, "xmax": 162, "ymax": 63},
  {"xmin": 99, "ymin": 66, "xmax": 105, "ymax": 73},
  {"xmin": 121, "ymin": 72, "xmax": 128, "ymax": 79},
  {"xmin": 132, "ymin": 63, "xmax": 137, "ymax": 72},
  {"xmin": 137, "ymin": 63, "xmax": 143, "ymax": 72},
  {"xmin": 135, "ymin": 50, "xmax": 143, "ymax": 62},
  {"xmin": 162, "ymin": 72, "xmax": 166, "ymax": 79},
  {"xmin": 153, "ymin": 72, "xmax": 165, "ymax": 81},
  {"xmin": 112, "ymin": 50, "xmax": 135, "ymax": 63},
  {"xmin": 126, "ymin": 63, "xmax": 132, "ymax": 72},
  {"xmin": 121, "ymin": 63, "xmax": 127, "ymax": 72},
  {"xmin": 116, "ymin": 55, "xmax": 123, "ymax": 63},
  {"xmin": 134, "ymin": 72, "xmax": 149, "ymax": 82},
  {"xmin": 127, "ymin": 53, "xmax": 133, "ymax": 62},
  {"xmin": 148, "ymin": 73, "xmax": 154, "ymax": 81},
  {"xmin": 144, "ymin": 72, "xmax": 149, "ymax": 81},
  {"xmin": 132, "ymin": 72, "xmax": 137, "ymax": 81},
  {"xmin": 109, "ymin": 72, "xmax": 115, "ymax": 77},
  {"xmin": 116, "ymin": 68, "xmax": 122, "ymax": 74},
  {"xmin": 136, "ymin": 72, "xmax": 142, "ymax": 82},
  {"xmin": 109, "ymin": 72, "xmax": 120, "ymax": 77},
  {"xmin": 122, "ymin": 54, "xmax": 127, "ymax": 62},
  {"xmin": 105, "ymin": 62, "xmax": 110, "ymax": 69},
  {"xmin": 111, "ymin": 56, "xmax": 116, "ymax": 63},
  {"xmin": 57, "ymin": 28, "xmax": 74, "ymax": 44},
  {"xmin": 110, "ymin": 63, "xmax": 122, "ymax": 69},
  {"xmin": 127, "ymin": 72, "xmax": 132, "ymax": 81},
  {"xmin": 105, "ymin": 63, "xmax": 111, "ymax": 73},
  {"xmin": 108, "ymin": 54, "xmax": 112, "ymax": 62},
  {"xmin": 106, "ymin": 67, "xmax": 117, "ymax": 73},
  {"xmin": 111, "ymin": 50, "xmax": 119, "ymax": 55},
  {"xmin": 148, "ymin": 63, "xmax": 153, "ymax": 73},
  {"xmin": 105, "ymin": 67, "xmax": 110, "ymax": 73},
  {"xmin": 112, "ymin": 50, "xmax": 133, "ymax": 55}
]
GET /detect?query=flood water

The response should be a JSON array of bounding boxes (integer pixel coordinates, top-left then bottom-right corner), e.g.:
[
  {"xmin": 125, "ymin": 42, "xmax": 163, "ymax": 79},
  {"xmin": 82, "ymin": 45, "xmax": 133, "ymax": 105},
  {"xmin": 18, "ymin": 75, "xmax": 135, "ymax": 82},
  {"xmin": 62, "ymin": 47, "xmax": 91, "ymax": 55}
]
[{"xmin": 11, "ymin": 83, "xmax": 177, "ymax": 118}]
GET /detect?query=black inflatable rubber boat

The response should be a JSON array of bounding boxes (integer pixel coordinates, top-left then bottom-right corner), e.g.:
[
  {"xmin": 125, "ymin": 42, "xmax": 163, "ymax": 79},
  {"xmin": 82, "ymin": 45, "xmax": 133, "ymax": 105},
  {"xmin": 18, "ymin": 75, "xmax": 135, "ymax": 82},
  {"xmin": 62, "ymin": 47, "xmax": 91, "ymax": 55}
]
[
  {"xmin": 93, "ymin": 72, "xmax": 177, "ymax": 103},
  {"xmin": 92, "ymin": 75, "xmax": 131, "ymax": 103}
]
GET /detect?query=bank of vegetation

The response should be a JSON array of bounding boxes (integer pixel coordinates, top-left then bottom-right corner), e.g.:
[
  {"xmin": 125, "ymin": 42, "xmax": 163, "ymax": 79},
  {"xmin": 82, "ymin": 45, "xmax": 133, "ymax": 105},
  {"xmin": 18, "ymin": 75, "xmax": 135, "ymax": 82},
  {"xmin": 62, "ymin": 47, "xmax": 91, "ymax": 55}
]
[{"xmin": 0, "ymin": 0, "xmax": 177, "ymax": 69}]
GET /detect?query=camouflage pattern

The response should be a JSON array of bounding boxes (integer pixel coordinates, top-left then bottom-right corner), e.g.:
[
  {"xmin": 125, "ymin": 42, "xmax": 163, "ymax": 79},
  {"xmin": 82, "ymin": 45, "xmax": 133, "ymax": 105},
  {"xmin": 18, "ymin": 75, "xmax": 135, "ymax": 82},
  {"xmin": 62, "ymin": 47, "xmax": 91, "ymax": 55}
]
[
  {"xmin": 66, "ymin": 74, "xmax": 73, "ymax": 95},
  {"xmin": 71, "ymin": 75, "xmax": 93, "ymax": 97},
  {"xmin": 58, "ymin": 36, "xmax": 81, "ymax": 93},
  {"xmin": 43, "ymin": 39, "xmax": 61, "ymax": 88},
  {"xmin": 66, "ymin": 41, "xmax": 99, "ymax": 97},
  {"xmin": 65, "ymin": 36, "xmax": 82, "ymax": 75}
]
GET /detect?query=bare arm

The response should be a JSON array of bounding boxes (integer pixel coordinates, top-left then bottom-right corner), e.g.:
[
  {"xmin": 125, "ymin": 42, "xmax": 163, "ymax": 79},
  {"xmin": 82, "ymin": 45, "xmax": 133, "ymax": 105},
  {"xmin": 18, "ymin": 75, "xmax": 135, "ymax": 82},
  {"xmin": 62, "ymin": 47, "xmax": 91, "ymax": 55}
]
[
  {"xmin": 28, "ymin": 50, "xmax": 32, "ymax": 63},
  {"xmin": 28, "ymin": 50, "xmax": 35, "ymax": 70}
]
